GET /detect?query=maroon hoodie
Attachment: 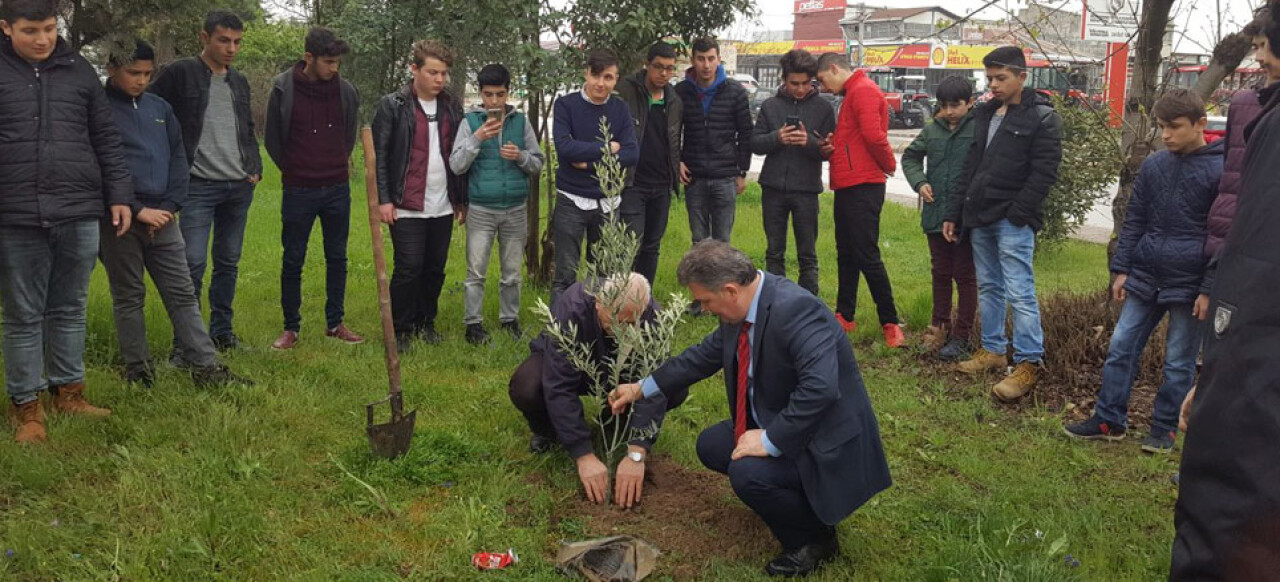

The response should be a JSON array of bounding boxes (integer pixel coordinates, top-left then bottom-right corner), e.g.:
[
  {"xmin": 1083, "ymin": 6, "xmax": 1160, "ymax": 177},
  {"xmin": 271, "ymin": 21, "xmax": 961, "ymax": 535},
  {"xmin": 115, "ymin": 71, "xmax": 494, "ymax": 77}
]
[{"xmin": 283, "ymin": 63, "xmax": 348, "ymax": 187}]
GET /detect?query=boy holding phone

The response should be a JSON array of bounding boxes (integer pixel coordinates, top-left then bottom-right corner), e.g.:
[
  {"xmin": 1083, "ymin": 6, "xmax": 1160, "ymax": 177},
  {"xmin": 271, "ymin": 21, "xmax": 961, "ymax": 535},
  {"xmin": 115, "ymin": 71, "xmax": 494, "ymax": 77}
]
[
  {"xmin": 450, "ymin": 63, "xmax": 544, "ymax": 344},
  {"xmin": 749, "ymin": 49, "xmax": 835, "ymax": 296}
]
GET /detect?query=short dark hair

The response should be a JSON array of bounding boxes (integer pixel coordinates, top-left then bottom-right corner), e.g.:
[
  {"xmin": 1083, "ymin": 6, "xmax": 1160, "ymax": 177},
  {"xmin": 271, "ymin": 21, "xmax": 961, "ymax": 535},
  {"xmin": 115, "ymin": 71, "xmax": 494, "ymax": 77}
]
[
  {"xmin": 108, "ymin": 39, "xmax": 155, "ymax": 68},
  {"xmin": 1153, "ymin": 88, "xmax": 1206, "ymax": 123},
  {"xmin": 647, "ymin": 41, "xmax": 676, "ymax": 62},
  {"xmin": 935, "ymin": 75, "xmax": 974, "ymax": 104},
  {"xmin": 585, "ymin": 49, "xmax": 619, "ymax": 76},
  {"xmin": 676, "ymin": 240, "xmax": 757, "ymax": 288},
  {"xmin": 815, "ymin": 51, "xmax": 851, "ymax": 72},
  {"xmin": 411, "ymin": 39, "xmax": 453, "ymax": 68},
  {"xmin": 983, "ymin": 46, "xmax": 1026, "ymax": 72},
  {"xmin": 779, "ymin": 49, "xmax": 818, "ymax": 78},
  {"xmin": 476, "ymin": 63, "xmax": 511, "ymax": 89},
  {"xmin": 203, "ymin": 10, "xmax": 244, "ymax": 35},
  {"xmin": 1, "ymin": 0, "xmax": 56, "ymax": 22},
  {"xmin": 305, "ymin": 26, "xmax": 349, "ymax": 58},
  {"xmin": 691, "ymin": 37, "xmax": 719, "ymax": 56}
]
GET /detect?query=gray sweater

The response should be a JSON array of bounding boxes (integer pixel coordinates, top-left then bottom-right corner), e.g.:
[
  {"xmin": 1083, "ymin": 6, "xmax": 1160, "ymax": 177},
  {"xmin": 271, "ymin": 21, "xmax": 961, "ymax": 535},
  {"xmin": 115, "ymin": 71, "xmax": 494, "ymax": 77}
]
[{"xmin": 750, "ymin": 84, "xmax": 836, "ymax": 194}]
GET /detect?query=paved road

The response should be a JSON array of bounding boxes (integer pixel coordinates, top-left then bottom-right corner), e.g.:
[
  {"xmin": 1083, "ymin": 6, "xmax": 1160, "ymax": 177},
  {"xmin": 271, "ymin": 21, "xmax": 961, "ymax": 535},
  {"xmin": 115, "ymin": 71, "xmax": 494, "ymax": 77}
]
[{"xmin": 747, "ymin": 128, "xmax": 1115, "ymax": 244}]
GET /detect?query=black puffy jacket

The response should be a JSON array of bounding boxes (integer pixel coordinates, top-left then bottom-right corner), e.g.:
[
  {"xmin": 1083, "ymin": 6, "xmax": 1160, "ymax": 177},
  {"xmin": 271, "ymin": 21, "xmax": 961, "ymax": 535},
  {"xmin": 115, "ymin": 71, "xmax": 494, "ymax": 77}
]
[
  {"xmin": 1111, "ymin": 139, "xmax": 1223, "ymax": 304},
  {"xmin": 675, "ymin": 68, "xmax": 753, "ymax": 180},
  {"xmin": 148, "ymin": 57, "xmax": 262, "ymax": 177},
  {"xmin": 0, "ymin": 37, "xmax": 132, "ymax": 227},
  {"xmin": 946, "ymin": 88, "xmax": 1063, "ymax": 232},
  {"xmin": 370, "ymin": 85, "xmax": 466, "ymax": 208}
]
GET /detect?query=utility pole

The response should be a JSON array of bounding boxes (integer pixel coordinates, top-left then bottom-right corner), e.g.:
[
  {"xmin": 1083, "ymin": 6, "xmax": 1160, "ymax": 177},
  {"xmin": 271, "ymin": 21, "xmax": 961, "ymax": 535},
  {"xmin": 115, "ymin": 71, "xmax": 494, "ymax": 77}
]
[{"xmin": 855, "ymin": 2, "xmax": 867, "ymax": 67}]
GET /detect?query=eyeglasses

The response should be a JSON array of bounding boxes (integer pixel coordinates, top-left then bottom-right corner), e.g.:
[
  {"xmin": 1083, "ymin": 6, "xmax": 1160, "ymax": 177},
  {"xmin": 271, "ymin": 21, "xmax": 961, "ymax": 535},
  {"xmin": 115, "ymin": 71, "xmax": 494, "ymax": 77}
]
[{"xmin": 649, "ymin": 64, "xmax": 676, "ymax": 73}]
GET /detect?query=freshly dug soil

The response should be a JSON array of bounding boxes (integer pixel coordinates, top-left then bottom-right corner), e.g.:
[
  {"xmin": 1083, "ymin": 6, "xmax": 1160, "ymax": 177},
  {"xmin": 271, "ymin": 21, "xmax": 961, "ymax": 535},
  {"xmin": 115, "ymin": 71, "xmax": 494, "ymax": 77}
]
[{"xmin": 560, "ymin": 456, "xmax": 773, "ymax": 579}]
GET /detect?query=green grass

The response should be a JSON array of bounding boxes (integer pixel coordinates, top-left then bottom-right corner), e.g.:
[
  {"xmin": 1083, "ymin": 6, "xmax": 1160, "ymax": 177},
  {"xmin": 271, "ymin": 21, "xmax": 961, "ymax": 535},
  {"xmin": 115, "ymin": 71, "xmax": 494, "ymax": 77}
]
[{"xmin": 0, "ymin": 161, "xmax": 1177, "ymax": 580}]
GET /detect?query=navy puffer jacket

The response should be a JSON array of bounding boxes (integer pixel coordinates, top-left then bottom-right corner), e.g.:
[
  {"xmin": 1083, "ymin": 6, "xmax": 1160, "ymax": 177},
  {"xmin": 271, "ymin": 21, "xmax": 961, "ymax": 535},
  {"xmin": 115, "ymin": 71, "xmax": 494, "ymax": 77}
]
[{"xmin": 1111, "ymin": 138, "xmax": 1225, "ymax": 304}]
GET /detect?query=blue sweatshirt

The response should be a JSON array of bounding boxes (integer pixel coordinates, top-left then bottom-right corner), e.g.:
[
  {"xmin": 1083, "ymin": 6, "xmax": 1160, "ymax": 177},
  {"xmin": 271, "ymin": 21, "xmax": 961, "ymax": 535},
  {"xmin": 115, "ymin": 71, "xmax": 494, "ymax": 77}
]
[
  {"xmin": 105, "ymin": 82, "xmax": 189, "ymax": 214},
  {"xmin": 552, "ymin": 92, "xmax": 639, "ymax": 199}
]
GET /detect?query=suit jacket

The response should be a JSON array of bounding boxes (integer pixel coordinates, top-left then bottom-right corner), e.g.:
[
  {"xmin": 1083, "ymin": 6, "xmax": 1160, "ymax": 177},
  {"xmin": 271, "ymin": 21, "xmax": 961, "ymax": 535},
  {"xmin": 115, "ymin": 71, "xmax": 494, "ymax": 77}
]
[{"xmin": 651, "ymin": 273, "xmax": 891, "ymax": 524}]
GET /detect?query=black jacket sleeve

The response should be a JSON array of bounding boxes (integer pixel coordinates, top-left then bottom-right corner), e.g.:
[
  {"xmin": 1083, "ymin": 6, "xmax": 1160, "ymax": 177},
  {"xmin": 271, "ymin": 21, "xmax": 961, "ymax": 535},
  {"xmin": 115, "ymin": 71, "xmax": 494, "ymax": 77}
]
[
  {"xmin": 735, "ymin": 88, "xmax": 754, "ymax": 174},
  {"xmin": 87, "ymin": 79, "xmax": 134, "ymax": 210},
  {"xmin": 371, "ymin": 97, "xmax": 395, "ymax": 205},
  {"xmin": 1009, "ymin": 107, "xmax": 1063, "ymax": 228},
  {"xmin": 263, "ymin": 77, "xmax": 285, "ymax": 170}
]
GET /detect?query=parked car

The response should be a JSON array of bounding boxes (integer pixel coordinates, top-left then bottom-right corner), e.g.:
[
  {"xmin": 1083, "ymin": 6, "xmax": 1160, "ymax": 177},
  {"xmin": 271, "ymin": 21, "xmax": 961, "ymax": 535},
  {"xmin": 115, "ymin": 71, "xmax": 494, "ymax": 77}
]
[
  {"xmin": 732, "ymin": 73, "xmax": 760, "ymax": 101},
  {"xmin": 1206, "ymin": 116, "xmax": 1228, "ymax": 142}
]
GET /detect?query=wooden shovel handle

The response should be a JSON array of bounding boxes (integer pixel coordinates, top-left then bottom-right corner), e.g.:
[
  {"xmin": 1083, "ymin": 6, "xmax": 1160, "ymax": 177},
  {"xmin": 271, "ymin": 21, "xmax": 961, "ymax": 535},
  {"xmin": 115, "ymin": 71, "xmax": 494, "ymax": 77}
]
[{"xmin": 360, "ymin": 127, "xmax": 403, "ymax": 399}]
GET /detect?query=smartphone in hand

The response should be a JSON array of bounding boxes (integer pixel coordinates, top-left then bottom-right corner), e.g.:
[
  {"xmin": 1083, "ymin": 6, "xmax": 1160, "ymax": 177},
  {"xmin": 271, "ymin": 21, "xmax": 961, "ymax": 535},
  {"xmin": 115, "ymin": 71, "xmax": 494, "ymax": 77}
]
[{"xmin": 785, "ymin": 115, "xmax": 801, "ymax": 128}]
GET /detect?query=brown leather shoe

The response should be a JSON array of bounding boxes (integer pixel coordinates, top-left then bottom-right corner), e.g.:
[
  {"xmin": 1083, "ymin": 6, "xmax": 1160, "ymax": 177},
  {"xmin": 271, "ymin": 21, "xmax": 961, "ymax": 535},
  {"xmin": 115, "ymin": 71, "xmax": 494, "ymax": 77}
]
[
  {"xmin": 12, "ymin": 399, "xmax": 47, "ymax": 443},
  {"xmin": 50, "ymin": 383, "xmax": 111, "ymax": 418},
  {"xmin": 325, "ymin": 324, "xmax": 365, "ymax": 345},
  {"xmin": 271, "ymin": 330, "xmax": 299, "ymax": 350},
  {"xmin": 993, "ymin": 362, "xmax": 1040, "ymax": 402},
  {"xmin": 956, "ymin": 348, "xmax": 1009, "ymax": 375}
]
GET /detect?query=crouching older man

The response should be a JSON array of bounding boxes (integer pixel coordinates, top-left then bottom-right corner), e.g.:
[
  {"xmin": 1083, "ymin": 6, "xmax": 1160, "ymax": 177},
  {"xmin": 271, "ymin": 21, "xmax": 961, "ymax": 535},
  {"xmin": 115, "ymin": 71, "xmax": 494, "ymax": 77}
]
[
  {"xmin": 509, "ymin": 273, "xmax": 685, "ymax": 506},
  {"xmin": 610, "ymin": 240, "xmax": 891, "ymax": 577}
]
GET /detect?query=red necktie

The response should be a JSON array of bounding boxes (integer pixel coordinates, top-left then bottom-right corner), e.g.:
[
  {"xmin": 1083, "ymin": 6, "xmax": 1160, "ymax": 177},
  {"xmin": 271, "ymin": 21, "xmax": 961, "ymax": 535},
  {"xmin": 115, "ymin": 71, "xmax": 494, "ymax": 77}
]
[{"xmin": 735, "ymin": 321, "xmax": 752, "ymax": 441}]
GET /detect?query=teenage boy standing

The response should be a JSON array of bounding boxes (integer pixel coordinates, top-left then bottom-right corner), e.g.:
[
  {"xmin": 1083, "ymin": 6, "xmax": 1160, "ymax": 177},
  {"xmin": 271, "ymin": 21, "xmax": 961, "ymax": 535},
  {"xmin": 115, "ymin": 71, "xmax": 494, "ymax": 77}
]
[
  {"xmin": 549, "ymin": 49, "xmax": 639, "ymax": 308},
  {"xmin": 901, "ymin": 75, "xmax": 978, "ymax": 361},
  {"xmin": 450, "ymin": 63, "xmax": 544, "ymax": 344},
  {"xmin": 150, "ymin": 10, "xmax": 263, "ymax": 353},
  {"xmin": 942, "ymin": 46, "xmax": 1063, "ymax": 402},
  {"xmin": 1, "ymin": 0, "xmax": 134, "ymax": 442},
  {"xmin": 616, "ymin": 41, "xmax": 683, "ymax": 286},
  {"xmin": 264, "ymin": 26, "xmax": 363, "ymax": 350},
  {"xmin": 675, "ymin": 37, "xmax": 752, "ymax": 245},
  {"xmin": 751, "ymin": 49, "xmax": 835, "ymax": 296},
  {"xmin": 815, "ymin": 51, "xmax": 904, "ymax": 348},
  {"xmin": 372, "ymin": 39, "xmax": 467, "ymax": 350},
  {"xmin": 1065, "ymin": 89, "xmax": 1221, "ymax": 454},
  {"xmin": 100, "ymin": 41, "xmax": 251, "ymax": 390}
]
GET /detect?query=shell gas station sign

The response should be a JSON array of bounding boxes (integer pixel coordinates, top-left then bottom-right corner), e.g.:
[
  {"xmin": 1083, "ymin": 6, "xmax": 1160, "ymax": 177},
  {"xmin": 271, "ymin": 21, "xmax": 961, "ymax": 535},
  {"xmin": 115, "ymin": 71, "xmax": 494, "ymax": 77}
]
[{"xmin": 926, "ymin": 44, "xmax": 999, "ymax": 69}]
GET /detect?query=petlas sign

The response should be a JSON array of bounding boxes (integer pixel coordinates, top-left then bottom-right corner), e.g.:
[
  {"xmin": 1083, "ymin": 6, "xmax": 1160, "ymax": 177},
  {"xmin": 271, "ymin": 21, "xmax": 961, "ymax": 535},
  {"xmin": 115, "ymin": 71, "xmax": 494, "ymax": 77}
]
[{"xmin": 794, "ymin": 0, "xmax": 846, "ymax": 14}]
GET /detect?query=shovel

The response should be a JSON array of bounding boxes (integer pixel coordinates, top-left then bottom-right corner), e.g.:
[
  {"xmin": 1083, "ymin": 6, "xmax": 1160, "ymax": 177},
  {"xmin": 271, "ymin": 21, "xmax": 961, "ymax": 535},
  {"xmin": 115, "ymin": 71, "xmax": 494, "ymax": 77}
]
[{"xmin": 360, "ymin": 127, "xmax": 416, "ymax": 459}]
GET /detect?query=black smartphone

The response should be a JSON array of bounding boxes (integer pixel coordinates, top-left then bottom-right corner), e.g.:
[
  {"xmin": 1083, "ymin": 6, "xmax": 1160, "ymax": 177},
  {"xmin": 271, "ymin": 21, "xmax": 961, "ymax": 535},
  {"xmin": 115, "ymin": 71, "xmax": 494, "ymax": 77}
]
[{"xmin": 785, "ymin": 115, "xmax": 801, "ymax": 128}]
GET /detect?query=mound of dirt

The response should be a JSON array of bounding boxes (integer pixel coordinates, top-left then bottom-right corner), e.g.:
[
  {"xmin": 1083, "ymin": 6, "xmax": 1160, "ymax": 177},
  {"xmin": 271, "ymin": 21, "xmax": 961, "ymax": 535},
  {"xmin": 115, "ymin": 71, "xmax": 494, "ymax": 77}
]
[{"xmin": 560, "ymin": 456, "xmax": 773, "ymax": 579}]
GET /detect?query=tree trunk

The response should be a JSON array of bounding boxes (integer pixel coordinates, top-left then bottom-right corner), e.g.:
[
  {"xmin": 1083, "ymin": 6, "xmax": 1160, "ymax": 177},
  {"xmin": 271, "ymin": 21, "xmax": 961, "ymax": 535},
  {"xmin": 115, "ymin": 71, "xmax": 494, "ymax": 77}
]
[
  {"xmin": 1109, "ymin": 0, "xmax": 1175, "ymax": 263},
  {"xmin": 526, "ymin": 87, "xmax": 544, "ymax": 281},
  {"xmin": 1193, "ymin": 20, "xmax": 1263, "ymax": 103}
]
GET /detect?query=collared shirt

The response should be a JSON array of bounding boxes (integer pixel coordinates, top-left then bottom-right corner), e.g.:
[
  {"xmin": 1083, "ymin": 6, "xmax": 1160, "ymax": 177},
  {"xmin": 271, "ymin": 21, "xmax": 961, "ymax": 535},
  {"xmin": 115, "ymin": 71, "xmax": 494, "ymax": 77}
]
[{"xmin": 641, "ymin": 271, "xmax": 781, "ymax": 456}]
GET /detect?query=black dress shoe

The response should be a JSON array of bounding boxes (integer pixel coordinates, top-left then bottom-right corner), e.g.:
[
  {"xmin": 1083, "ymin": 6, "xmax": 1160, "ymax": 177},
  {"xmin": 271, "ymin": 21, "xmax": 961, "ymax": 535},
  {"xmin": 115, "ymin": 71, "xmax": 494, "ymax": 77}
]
[{"xmin": 765, "ymin": 535, "xmax": 839, "ymax": 577}]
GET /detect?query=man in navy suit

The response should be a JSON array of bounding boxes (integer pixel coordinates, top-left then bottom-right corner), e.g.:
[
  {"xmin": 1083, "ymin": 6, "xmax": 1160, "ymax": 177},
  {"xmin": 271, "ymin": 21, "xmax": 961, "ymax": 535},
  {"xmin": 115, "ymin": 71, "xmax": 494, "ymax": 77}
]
[{"xmin": 610, "ymin": 240, "xmax": 891, "ymax": 577}]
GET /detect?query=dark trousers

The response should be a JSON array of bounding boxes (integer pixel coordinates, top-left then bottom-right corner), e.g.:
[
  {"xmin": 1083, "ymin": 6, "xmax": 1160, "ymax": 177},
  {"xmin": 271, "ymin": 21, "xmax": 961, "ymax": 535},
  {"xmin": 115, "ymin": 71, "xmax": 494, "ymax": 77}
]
[
  {"xmin": 99, "ymin": 221, "xmax": 220, "ymax": 371},
  {"xmin": 697, "ymin": 420, "xmax": 831, "ymax": 550},
  {"xmin": 281, "ymin": 183, "xmax": 351, "ymax": 332},
  {"xmin": 762, "ymin": 187, "xmax": 820, "ymax": 295},
  {"xmin": 507, "ymin": 351, "xmax": 687, "ymax": 444},
  {"xmin": 618, "ymin": 185, "xmax": 671, "ymax": 285},
  {"xmin": 833, "ymin": 183, "xmax": 899, "ymax": 325},
  {"xmin": 389, "ymin": 216, "xmax": 453, "ymax": 336},
  {"xmin": 181, "ymin": 178, "xmax": 255, "ymax": 338},
  {"xmin": 926, "ymin": 233, "xmax": 977, "ymax": 340},
  {"xmin": 550, "ymin": 194, "xmax": 608, "ymax": 308}
]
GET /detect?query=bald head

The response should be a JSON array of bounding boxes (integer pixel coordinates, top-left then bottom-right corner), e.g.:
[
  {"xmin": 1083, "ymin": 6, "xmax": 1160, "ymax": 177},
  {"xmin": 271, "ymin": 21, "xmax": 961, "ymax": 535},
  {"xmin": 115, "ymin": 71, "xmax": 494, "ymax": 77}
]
[{"xmin": 593, "ymin": 272, "xmax": 651, "ymax": 334}]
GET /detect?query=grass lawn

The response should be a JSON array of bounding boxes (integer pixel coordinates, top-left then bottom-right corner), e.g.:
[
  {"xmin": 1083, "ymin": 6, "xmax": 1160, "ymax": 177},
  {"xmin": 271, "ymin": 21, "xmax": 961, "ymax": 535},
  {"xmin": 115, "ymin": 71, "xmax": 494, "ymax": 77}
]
[{"xmin": 0, "ymin": 157, "xmax": 1178, "ymax": 581}]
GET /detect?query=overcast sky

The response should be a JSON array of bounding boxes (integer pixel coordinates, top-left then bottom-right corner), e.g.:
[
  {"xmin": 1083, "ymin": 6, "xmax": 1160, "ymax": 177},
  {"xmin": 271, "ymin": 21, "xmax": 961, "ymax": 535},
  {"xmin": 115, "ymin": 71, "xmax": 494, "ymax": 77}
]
[{"xmin": 730, "ymin": 0, "xmax": 1261, "ymax": 55}]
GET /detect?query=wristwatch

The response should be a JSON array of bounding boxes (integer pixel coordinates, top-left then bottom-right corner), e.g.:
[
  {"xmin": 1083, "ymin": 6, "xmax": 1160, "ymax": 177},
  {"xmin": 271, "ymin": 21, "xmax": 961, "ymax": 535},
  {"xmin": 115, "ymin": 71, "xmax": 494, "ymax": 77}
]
[{"xmin": 627, "ymin": 450, "xmax": 646, "ymax": 463}]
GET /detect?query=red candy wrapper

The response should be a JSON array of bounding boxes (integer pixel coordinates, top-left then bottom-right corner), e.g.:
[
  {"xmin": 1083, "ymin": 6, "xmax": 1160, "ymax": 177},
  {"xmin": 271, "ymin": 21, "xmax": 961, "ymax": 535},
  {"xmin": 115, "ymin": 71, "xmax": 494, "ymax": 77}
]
[{"xmin": 472, "ymin": 548, "xmax": 518, "ymax": 570}]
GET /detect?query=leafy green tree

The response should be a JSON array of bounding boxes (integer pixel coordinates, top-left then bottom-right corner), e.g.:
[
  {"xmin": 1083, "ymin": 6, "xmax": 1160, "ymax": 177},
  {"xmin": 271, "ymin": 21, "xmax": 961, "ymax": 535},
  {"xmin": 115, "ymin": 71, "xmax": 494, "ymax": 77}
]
[{"xmin": 1039, "ymin": 98, "xmax": 1124, "ymax": 248}]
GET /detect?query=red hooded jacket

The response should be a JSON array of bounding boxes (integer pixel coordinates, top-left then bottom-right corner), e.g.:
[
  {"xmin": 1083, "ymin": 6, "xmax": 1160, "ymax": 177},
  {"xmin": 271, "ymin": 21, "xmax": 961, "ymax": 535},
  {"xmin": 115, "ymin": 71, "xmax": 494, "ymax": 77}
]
[{"xmin": 829, "ymin": 69, "xmax": 896, "ymax": 189}]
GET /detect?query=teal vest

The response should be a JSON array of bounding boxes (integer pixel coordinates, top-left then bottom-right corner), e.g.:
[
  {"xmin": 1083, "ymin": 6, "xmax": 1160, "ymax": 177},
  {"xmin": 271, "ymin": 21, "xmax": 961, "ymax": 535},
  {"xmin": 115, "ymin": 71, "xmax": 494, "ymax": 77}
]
[{"xmin": 465, "ymin": 111, "xmax": 531, "ymax": 209}]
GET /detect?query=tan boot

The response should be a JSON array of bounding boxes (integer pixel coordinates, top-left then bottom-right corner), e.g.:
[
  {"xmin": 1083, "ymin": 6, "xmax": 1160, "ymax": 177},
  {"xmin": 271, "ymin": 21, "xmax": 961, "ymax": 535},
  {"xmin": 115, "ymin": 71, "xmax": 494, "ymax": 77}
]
[
  {"xmin": 956, "ymin": 348, "xmax": 1008, "ymax": 375},
  {"xmin": 921, "ymin": 325, "xmax": 947, "ymax": 352},
  {"xmin": 50, "ymin": 383, "xmax": 111, "ymax": 418},
  {"xmin": 993, "ymin": 362, "xmax": 1039, "ymax": 402},
  {"xmin": 12, "ymin": 399, "xmax": 47, "ymax": 443}
]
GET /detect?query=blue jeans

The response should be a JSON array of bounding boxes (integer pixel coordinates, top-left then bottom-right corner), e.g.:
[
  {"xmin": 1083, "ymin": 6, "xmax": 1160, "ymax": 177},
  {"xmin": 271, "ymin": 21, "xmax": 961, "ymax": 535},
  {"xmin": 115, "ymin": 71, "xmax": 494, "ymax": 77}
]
[
  {"xmin": 181, "ymin": 178, "xmax": 255, "ymax": 338},
  {"xmin": 0, "ymin": 220, "xmax": 99, "ymax": 404},
  {"xmin": 685, "ymin": 177, "xmax": 737, "ymax": 243},
  {"xmin": 281, "ymin": 183, "xmax": 351, "ymax": 332},
  {"xmin": 1094, "ymin": 295, "xmax": 1200, "ymax": 433},
  {"xmin": 969, "ymin": 219, "xmax": 1044, "ymax": 363}
]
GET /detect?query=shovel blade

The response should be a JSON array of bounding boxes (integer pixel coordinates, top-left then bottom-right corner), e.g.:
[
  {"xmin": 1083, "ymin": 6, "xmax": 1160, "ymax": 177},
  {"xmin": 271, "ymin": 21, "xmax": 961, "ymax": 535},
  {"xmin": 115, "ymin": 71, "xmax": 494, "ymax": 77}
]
[{"xmin": 367, "ymin": 408, "xmax": 416, "ymax": 459}]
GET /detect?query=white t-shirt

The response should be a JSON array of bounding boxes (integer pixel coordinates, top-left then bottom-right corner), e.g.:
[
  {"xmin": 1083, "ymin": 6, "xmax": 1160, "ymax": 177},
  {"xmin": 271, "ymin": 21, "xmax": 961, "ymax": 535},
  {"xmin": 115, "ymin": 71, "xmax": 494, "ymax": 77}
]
[{"xmin": 398, "ymin": 98, "xmax": 454, "ymax": 219}]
